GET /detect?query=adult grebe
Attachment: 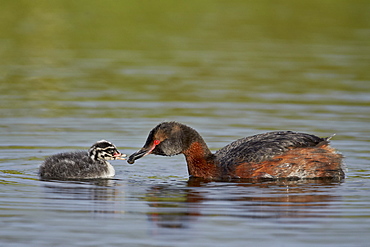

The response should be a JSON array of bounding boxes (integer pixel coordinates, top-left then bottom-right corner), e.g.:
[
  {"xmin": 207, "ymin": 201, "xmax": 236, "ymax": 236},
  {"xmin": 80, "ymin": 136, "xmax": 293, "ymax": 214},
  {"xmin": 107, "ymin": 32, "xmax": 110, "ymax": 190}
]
[{"xmin": 128, "ymin": 122, "xmax": 344, "ymax": 180}]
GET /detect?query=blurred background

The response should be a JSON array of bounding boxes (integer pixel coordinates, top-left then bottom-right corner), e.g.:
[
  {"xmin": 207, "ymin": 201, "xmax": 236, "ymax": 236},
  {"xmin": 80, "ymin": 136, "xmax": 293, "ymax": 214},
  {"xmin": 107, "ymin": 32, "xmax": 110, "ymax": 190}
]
[
  {"xmin": 1, "ymin": 0, "xmax": 369, "ymax": 146},
  {"xmin": 1, "ymin": 0, "xmax": 368, "ymax": 113},
  {"xmin": 0, "ymin": 1, "xmax": 369, "ymax": 246}
]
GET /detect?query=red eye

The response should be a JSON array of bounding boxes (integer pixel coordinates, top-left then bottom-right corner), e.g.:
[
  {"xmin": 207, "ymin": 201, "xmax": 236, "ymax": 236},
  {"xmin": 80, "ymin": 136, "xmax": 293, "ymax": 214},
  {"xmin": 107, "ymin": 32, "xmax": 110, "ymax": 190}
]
[{"xmin": 154, "ymin": 140, "xmax": 161, "ymax": 145}]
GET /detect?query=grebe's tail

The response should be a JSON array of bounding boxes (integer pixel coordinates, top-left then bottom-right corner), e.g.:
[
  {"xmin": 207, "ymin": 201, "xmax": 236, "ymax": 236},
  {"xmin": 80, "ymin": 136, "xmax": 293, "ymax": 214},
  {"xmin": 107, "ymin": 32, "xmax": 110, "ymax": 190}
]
[{"xmin": 325, "ymin": 133, "xmax": 336, "ymax": 141}]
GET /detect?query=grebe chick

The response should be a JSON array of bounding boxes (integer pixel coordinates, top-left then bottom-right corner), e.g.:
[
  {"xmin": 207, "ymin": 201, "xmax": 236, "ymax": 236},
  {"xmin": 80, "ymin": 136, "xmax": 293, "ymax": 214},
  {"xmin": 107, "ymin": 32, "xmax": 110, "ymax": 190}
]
[
  {"xmin": 128, "ymin": 122, "xmax": 344, "ymax": 180},
  {"xmin": 39, "ymin": 140, "xmax": 126, "ymax": 179}
]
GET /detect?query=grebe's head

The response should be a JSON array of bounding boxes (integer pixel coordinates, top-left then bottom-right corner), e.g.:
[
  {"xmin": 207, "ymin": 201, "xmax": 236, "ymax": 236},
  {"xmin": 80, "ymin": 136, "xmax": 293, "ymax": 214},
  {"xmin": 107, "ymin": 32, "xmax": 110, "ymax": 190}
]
[
  {"xmin": 127, "ymin": 122, "xmax": 196, "ymax": 164},
  {"xmin": 88, "ymin": 140, "xmax": 126, "ymax": 162}
]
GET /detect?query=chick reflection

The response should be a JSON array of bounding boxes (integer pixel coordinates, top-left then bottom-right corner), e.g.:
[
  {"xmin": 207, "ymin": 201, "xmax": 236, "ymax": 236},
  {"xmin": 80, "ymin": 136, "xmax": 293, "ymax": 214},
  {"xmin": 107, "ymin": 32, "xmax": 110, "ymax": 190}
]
[
  {"xmin": 41, "ymin": 179, "xmax": 122, "ymax": 216},
  {"xmin": 145, "ymin": 178, "xmax": 342, "ymax": 231}
]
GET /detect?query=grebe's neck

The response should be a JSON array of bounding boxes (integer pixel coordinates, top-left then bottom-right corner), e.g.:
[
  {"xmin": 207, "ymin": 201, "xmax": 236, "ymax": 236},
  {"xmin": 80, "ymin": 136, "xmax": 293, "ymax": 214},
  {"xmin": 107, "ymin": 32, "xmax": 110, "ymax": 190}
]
[{"xmin": 180, "ymin": 127, "xmax": 219, "ymax": 178}]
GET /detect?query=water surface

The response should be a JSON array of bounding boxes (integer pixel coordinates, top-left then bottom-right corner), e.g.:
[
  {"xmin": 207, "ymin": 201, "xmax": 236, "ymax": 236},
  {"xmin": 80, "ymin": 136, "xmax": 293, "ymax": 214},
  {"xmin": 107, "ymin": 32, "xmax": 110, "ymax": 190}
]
[{"xmin": 1, "ymin": 1, "xmax": 370, "ymax": 246}]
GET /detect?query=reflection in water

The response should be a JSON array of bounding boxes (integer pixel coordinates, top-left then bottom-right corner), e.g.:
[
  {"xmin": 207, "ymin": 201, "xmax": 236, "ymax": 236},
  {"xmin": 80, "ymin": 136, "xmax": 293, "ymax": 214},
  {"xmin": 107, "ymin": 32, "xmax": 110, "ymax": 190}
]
[
  {"xmin": 145, "ymin": 178, "xmax": 342, "ymax": 231},
  {"xmin": 145, "ymin": 182, "xmax": 202, "ymax": 230},
  {"xmin": 41, "ymin": 179, "xmax": 122, "ymax": 216}
]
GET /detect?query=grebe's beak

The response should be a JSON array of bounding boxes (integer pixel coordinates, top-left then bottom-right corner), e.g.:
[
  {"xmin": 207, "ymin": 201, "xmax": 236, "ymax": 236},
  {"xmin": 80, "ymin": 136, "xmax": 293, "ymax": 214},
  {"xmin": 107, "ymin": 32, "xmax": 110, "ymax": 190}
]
[
  {"xmin": 114, "ymin": 152, "xmax": 127, "ymax": 160},
  {"xmin": 128, "ymin": 139, "xmax": 161, "ymax": 164},
  {"xmin": 127, "ymin": 148, "xmax": 150, "ymax": 164}
]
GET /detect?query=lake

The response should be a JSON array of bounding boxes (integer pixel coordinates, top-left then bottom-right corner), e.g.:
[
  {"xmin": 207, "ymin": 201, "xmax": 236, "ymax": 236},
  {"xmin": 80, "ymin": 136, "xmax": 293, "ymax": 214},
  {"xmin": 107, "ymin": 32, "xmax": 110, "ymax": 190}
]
[{"xmin": 1, "ymin": 1, "xmax": 369, "ymax": 246}]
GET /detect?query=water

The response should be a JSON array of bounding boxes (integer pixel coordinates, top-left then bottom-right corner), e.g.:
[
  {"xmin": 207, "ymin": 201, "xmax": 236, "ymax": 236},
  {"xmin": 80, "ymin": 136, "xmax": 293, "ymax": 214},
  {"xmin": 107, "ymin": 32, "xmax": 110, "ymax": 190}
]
[{"xmin": 1, "ymin": 1, "xmax": 370, "ymax": 246}]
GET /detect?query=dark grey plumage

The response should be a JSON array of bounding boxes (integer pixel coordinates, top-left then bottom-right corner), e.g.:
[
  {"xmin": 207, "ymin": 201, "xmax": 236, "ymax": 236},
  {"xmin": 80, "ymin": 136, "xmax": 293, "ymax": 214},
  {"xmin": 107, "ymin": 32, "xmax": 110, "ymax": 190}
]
[
  {"xmin": 39, "ymin": 140, "xmax": 126, "ymax": 179},
  {"xmin": 215, "ymin": 131, "xmax": 327, "ymax": 166}
]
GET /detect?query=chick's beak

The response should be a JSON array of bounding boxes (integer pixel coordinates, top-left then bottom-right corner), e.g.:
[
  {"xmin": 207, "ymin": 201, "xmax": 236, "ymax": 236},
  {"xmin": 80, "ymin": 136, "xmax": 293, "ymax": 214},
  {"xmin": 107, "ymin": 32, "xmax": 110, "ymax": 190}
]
[{"xmin": 114, "ymin": 152, "xmax": 127, "ymax": 160}]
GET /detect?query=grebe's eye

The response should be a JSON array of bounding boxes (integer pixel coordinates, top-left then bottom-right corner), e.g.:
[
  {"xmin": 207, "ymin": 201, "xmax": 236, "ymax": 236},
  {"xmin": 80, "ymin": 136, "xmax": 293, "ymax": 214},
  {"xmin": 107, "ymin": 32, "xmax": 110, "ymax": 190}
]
[{"xmin": 154, "ymin": 140, "xmax": 161, "ymax": 145}]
